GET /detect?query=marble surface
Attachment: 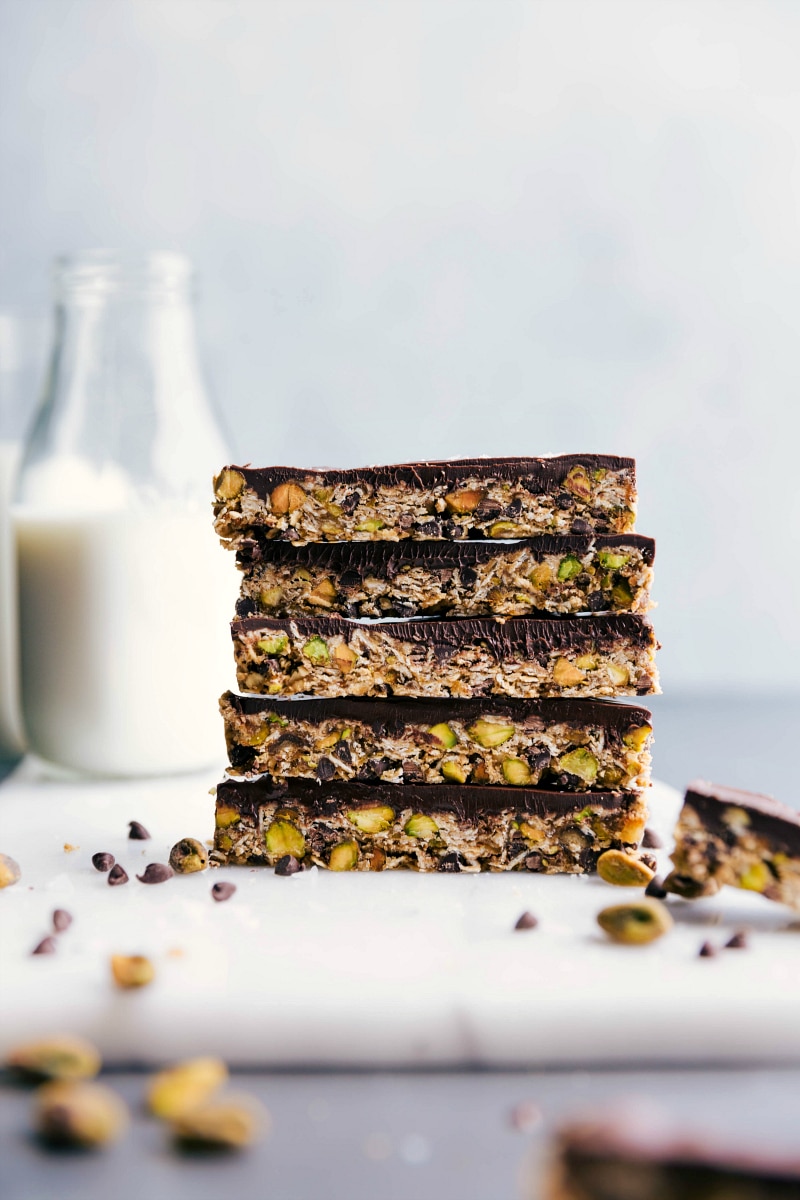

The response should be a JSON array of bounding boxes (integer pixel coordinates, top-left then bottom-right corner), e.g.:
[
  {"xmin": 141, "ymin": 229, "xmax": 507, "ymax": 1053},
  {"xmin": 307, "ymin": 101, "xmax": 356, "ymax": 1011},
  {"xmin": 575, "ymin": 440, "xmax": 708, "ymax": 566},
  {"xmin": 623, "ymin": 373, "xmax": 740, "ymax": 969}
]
[{"xmin": 2, "ymin": 764, "xmax": 799, "ymax": 1068}]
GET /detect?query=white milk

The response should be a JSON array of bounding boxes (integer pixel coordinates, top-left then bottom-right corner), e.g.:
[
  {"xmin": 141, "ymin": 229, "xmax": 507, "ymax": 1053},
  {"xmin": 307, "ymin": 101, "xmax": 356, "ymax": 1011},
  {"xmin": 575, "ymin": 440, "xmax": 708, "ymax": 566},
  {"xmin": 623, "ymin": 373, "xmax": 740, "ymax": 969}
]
[
  {"xmin": 0, "ymin": 440, "xmax": 25, "ymax": 757},
  {"xmin": 16, "ymin": 507, "xmax": 236, "ymax": 776}
]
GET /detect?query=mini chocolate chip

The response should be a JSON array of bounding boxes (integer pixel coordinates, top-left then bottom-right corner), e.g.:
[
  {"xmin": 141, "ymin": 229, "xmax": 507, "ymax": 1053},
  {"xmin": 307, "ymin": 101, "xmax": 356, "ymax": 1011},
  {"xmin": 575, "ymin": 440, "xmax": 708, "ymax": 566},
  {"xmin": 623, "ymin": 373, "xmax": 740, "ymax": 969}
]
[
  {"xmin": 92, "ymin": 852, "xmax": 115, "ymax": 873},
  {"xmin": 338, "ymin": 569, "xmax": 361, "ymax": 591},
  {"xmin": 645, "ymin": 877, "xmax": 668, "ymax": 899},
  {"xmin": 341, "ymin": 491, "xmax": 360, "ymax": 515},
  {"xmin": 32, "ymin": 937, "xmax": 57, "ymax": 956},
  {"xmin": 274, "ymin": 855, "xmax": 302, "ymax": 876},
  {"xmin": 136, "ymin": 863, "xmax": 174, "ymax": 884},
  {"xmin": 725, "ymin": 931, "xmax": 748, "ymax": 950},
  {"xmin": 108, "ymin": 864, "xmax": 129, "ymax": 886},
  {"xmin": 514, "ymin": 911, "xmax": 538, "ymax": 931},
  {"xmin": 570, "ymin": 517, "xmax": 591, "ymax": 534},
  {"xmin": 556, "ymin": 494, "xmax": 572, "ymax": 509},
  {"xmin": 397, "ymin": 512, "xmax": 414, "ymax": 530},
  {"xmin": 421, "ymin": 520, "xmax": 441, "ymax": 538},
  {"xmin": 229, "ymin": 743, "xmax": 257, "ymax": 771},
  {"xmin": 640, "ymin": 853, "xmax": 658, "ymax": 872},
  {"xmin": 587, "ymin": 591, "xmax": 607, "ymax": 612},
  {"xmin": 698, "ymin": 941, "xmax": 717, "ymax": 958},
  {"xmin": 316, "ymin": 757, "xmax": 336, "ymax": 782},
  {"xmin": 211, "ymin": 881, "xmax": 236, "ymax": 902},
  {"xmin": 333, "ymin": 741, "xmax": 352, "ymax": 765},
  {"xmin": 642, "ymin": 828, "xmax": 663, "ymax": 850},
  {"xmin": 52, "ymin": 909, "xmax": 72, "ymax": 933},
  {"xmin": 438, "ymin": 851, "xmax": 465, "ymax": 873},
  {"xmin": 506, "ymin": 497, "xmax": 522, "ymax": 516},
  {"xmin": 524, "ymin": 854, "xmax": 542, "ymax": 871},
  {"xmin": 128, "ymin": 821, "xmax": 151, "ymax": 840},
  {"xmin": 459, "ymin": 566, "xmax": 478, "ymax": 587}
]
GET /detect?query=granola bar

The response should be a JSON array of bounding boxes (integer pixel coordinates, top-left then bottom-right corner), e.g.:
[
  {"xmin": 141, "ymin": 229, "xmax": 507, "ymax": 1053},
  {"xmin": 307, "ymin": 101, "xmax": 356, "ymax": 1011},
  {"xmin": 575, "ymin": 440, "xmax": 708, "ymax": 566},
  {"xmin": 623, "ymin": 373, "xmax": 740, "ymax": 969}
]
[
  {"xmin": 234, "ymin": 534, "xmax": 655, "ymax": 620},
  {"xmin": 232, "ymin": 613, "xmax": 660, "ymax": 700},
  {"xmin": 221, "ymin": 692, "xmax": 652, "ymax": 791},
  {"xmin": 213, "ymin": 456, "xmax": 637, "ymax": 546},
  {"xmin": 664, "ymin": 780, "xmax": 800, "ymax": 907},
  {"xmin": 213, "ymin": 775, "xmax": 648, "ymax": 873}
]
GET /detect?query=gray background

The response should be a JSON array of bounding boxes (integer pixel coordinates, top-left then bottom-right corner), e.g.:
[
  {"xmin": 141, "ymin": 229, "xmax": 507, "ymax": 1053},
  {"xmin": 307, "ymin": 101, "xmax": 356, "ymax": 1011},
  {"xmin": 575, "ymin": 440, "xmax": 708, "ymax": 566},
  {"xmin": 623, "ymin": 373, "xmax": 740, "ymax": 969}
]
[{"xmin": 1, "ymin": 0, "xmax": 800, "ymax": 693}]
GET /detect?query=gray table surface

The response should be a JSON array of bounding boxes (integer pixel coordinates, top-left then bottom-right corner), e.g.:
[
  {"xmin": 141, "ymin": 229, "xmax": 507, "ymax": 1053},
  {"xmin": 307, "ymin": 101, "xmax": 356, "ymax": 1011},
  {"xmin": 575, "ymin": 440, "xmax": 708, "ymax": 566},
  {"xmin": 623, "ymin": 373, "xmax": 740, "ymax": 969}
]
[{"xmin": 2, "ymin": 695, "xmax": 799, "ymax": 1200}]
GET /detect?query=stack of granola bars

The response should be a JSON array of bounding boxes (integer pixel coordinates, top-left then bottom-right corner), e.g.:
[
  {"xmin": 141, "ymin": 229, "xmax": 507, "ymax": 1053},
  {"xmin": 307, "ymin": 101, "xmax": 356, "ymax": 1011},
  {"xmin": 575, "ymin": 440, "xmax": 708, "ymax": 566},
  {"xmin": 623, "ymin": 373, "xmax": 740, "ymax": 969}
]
[{"xmin": 210, "ymin": 456, "xmax": 658, "ymax": 874}]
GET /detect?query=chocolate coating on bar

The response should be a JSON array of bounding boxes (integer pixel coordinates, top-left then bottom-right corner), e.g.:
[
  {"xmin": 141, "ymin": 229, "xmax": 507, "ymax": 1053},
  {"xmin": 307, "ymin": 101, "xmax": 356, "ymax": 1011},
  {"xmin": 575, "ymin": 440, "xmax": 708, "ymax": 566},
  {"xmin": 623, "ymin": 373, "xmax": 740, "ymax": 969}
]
[
  {"xmin": 232, "ymin": 613, "xmax": 656, "ymax": 654},
  {"xmin": 223, "ymin": 691, "xmax": 652, "ymax": 734},
  {"xmin": 236, "ymin": 532, "xmax": 656, "ymax": 569},
  {"xmin": 230, "ymin": 454, "xmax": 635, "ymax": 498},
  {"xmin": 216, "ymin": 775, "xmax": 634, "ymax": 822},
  {"xmin": 685, "ymin": 779, "xmax": 800, "ymax": 855}
]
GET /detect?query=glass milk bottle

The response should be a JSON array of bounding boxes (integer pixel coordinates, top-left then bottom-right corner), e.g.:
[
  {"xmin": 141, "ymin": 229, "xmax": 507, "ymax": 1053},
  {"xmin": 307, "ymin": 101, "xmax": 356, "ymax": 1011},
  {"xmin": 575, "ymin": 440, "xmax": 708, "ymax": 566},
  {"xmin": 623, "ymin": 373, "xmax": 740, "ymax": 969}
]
[{"xmin": 15, "ymin": 252, "xmax": 235, "ymax": 776}]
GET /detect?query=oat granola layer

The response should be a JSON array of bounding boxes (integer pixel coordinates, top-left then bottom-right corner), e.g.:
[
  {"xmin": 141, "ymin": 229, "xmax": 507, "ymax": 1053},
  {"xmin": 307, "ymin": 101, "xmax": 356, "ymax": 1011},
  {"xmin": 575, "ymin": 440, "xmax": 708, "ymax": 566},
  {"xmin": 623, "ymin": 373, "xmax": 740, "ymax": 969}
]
[
  {"xmin": 213, "ymin": 455, "xmax": 637, "ymax": 546},
  {"xmin": 232, "ymin": 613, "xmax": 659, "ymax": 700},
  {"xmin": 235, "ymin": 533, "xmax": 655, "ymax": 620},
  {"xmin": 547, "ymin": 1115, "xmax": 800, "ymax": 1199},
  {"xmin": 664, "ymin": 780, "xmax": 800, "ymax": 908},
  {"xmin": 213, "ymin": 776, "xmax": 648, "ymax": 873},
  {"xmin": 221, "ymin": 692, "xmax": 653, "ymax": 791}
]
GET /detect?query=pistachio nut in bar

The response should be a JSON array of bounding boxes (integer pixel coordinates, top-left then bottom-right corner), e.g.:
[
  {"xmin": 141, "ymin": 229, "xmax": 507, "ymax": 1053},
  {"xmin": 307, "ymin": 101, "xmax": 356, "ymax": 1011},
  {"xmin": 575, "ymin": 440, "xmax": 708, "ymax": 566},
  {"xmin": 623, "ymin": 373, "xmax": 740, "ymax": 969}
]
[
  {"xmin": 221, "ymin": 692, "xmax": 653, "ymax": 791},
  {"xmin": 213, "ymin": 775, "xmax": 648, "ymax": 873},
  {"xmin": 234, "ymin": 533, "xmax": 655, "ymax": 620},
  {"xmin": 664, "ymin": 780, "xmax": 800, "ymax": 907},
  {"xmin": 213, "ymin": 455, "xmax": 637, "ymax": 546},
  {"xmin": 232, "ymin": 613, "xmax": 660, "ymax": 700},
  {"xmin": 545, "ymin": 1113, "xmax": 800, "ymax": 1199}
]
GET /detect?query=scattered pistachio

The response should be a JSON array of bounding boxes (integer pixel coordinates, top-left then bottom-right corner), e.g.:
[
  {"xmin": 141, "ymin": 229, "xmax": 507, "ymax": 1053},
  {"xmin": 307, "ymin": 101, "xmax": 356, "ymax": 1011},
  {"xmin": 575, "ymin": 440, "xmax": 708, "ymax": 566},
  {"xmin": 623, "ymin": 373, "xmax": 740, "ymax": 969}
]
[
  {"xmin": 7, "ymin": 1035, "xmax": 101, "ymax": 1082},
  {"xmin": 303, "ymin": 635, "xmax": 330, "ymax": 664},
  {"xmin": 172, "ymin": 1095, "xmax": 268, "ymax": 1150},
  {"xmin": 597, "ymin": 849, "xmax": 654, "ymax": 888},
  {"xmin": 111, "ymin": 955, "xmax": 155, "ymax": 989},
  {"xmin": 739, "ymin": 861, "xmax": 772, "ymax": 893},
  {"xmin": 53, "ymin": 909, "xmax": 73, "ymax": 933},
  {"xmin": 557, "ymin": 747, "xmax": 598, "ymax": 784},
  {"xmin": 211, "ymin": 881, "xmax": 237, "ymax": 902},
  {"xmin": 265, "ymin": 819, "xmax": 306, "ymax": 859},
  {"xmin": 214, "ymin": 468, "xmax": 246, "ymax": 502},
  {"xmin": 441, "ymin": 760, "xmax": 468, "ymax": 783},
  {"xmin": 556, "ymin": 555, "xmax": 582, "ymax": 582},
  {"xmin": 128, "ymin": 821, "xmax": 151, "ymax": 841},
  {"xmin": 552, "ymin": 658, "xmax": 586, "ymax": 688},
  {"xmin": 91, "ymin": 852, "xmax": 114, "ymax": 873},
  {"xmin": 597, "ymin": 899, "xmax": 673, "ymax": 945},
  {"xmin": 331, "ymin": 642, "xmax": 358, "ymax": 672},
  {"xmin": 429, "ymin": 722, "xmax": 457, "ymax": 749},
  {"xmin": 270, "ymin": 481, "xmax": 305, "ymax": 514},
  {"xmin": 274, "ymin": 855, "xmax": 303, "ymax": 876},
  {"xmin": 35, "ymin": 1080, "xmax": 129, "ymax": 1147},
  {"xmin": 563, "ymin": 464, "xmax": 592, "ymax": 500},
  {"xmin": 468, "ymin": 719, "xmax": 514, "ymax": 748},
  {"xmin": 169, "ymin": 839, "xmax": 209, "ymax": 875},
  {"xmin": 502, "ymin": 758, "xmax": 532, "ymax": 786},
  {"xmin": 444, "ymin": 489, "xmax": 484, "ymax": 514},
  {"xmin": 328, "ymin": 841, "xmax": 359, "ymax": 871},
  {"xmin": 147, "ymin": 1058, "xmax": 228, "ymax": 1120},
  {"xmin": 258, "ymin": 632, "xmax": 289, "ymax": 656},
  {"xmin": 514, "ymin": 911, "xmax": 538, "ymax": 931},
  {"xmin": 596, "ymin": 550, "xmax": 630, "ymax": 570},
  {"xmin": 346, "ymin": 805, "xmax": 395, "ymax": 834},
  {"xmin": 0, "ymin": 853, "xmax": 21, "ymax": 889},
  {"xmin": 108, "ymin": 864, "xmax": 129, "ymax": 887},
  {"xmin": 137, "ymin": 863, "xmax": 174, "ymax": 885},
  {"xmin": 32, "ymin": 937, "xmax": 57, "ymax": 956},
  {"xmin": 404, "ymin": 814, "xmax": 439, "ymax": 840}
]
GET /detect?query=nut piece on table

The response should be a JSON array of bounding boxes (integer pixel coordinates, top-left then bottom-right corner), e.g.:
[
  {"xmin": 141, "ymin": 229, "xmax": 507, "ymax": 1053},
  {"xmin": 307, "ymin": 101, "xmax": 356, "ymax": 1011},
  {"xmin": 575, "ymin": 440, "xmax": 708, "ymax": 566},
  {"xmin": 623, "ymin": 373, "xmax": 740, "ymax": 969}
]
[
  {"xmin": 597, "ymin": 899, "xmax": 673, "ymax": 945},
  {"xmin": 346, "ymin": 806, "xmax": 395, "ymax": 834},
  {"xmin": 35, "ymin": 1080, "xmax": 129, "ymax": 1147},
  {"xmin": 328, "ymin": 840, "xmax": 359, "ymax": 871},
  {"xmin": 169, "ymin": 838, "xmax": 209, "ymax": 875},
  {"xmin": 597, "ymin": 850, "xmax": 654, "ymax": 888},
  {"xmin": 111, "ymin": 955, "xmax": 155, "ymax": 989},
  {"xmin": 269, "ymin": 481, "xmax": 305, "ymax": 514},
  {"xmin": 0, "ymin": 853, "xmax": 21, "ymax": 888},
  {"xmin": 172, "ymin": 1095, "xmax": 269, "ymax": 1150},
  {"xmin": 7, "ymin": 1034, "xmax": 101, "ymax": 1082},
  {"xmin": 147, "ymin": 1058, "xmax": 228, "ymax": 1120}
]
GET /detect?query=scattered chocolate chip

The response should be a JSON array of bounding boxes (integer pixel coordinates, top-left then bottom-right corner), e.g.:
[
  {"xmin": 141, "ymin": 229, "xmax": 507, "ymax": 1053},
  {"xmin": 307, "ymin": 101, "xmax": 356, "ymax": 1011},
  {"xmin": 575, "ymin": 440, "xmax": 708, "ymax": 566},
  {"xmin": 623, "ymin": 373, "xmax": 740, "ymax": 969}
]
[
  {"xmin": 274, "ymin": 855, "xmax": 302, "ymax": 877},
  {"xmin": 698, "ymin": 941, "xmax": 717, "ymax": 958},
  {"xmin": 136, "ymin": 863, "xmax": 173, "ymax": 885},
  {"xmin": 32, "ymin": 937, "xmax": 57, "ymax": 956},
  {"xmin": 211, "ymin": 881, "xmax": 236, "ymax": 902},
  {"xmin": 514, "ymin": 911, "xmax": 538, "ymax": 931},
  {"xmin": 92, "ymin": 851, "xmax": 115, "ymax": 873},
  {"xmin": 52, "ymin": 909, "xmax": 72, "ymax": 933},
  {"xmin": 725, "ymin": 931, "xmax": 748, "ymax": 950},
  {"xmin": 128, "ymin": 821, "xmax": 151, "ymax": 840},
  {"xmin": 108, "ymin": 864, "xmax": 129, "ymax": 886},
  {"xmin": 642, "ymin": 828, "xmax": 663, "ymax": 850},
  {"xmin": 645, "ymin": 877, "xmax": 668, "ymax": 899}
]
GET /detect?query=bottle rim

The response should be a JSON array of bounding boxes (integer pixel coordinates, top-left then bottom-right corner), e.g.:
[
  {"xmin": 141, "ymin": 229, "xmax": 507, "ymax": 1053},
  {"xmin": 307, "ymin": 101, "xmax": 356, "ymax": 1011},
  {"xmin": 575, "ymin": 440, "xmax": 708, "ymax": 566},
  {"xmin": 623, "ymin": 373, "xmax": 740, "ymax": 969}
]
[{"xmin": 54, "ymin": 250, "xmax": 194, "ymax": 299}]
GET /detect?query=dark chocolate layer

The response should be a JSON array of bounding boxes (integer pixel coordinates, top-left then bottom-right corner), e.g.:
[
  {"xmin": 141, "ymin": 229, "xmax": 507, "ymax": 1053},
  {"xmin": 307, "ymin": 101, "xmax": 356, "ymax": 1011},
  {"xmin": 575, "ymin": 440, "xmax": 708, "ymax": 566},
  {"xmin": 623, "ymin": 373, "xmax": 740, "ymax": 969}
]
[
  {"xmin": 235, "ymin": 531, "xmax": 656, "ymax": 569},
  {"xmin": 216, "ymin": 775, "xmax": 633, "ymax": 823},
  {"xmin": 230, "ymin": 455, "xmax": 635, "ymax": 498},
  {"xmin": 224, "ymin": 691, "xmax": 652, "ymax": 733},
  {"xmin": 232, "ymin": 613, "xmax": 656, "ymax": 654},
  {"xmin": 685, "ymin": 780, "xmax": 800, "ymax": 855}
]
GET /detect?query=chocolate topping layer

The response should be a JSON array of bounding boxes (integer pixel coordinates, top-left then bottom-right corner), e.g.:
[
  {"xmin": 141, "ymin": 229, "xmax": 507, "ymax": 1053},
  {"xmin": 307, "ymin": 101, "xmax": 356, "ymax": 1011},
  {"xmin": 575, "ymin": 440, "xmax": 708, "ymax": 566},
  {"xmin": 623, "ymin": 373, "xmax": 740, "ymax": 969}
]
[
  {"xmin": 229, "ymin": 455, "xmax": 635, "ymax": 497},
  {"xmin": 236, "ymin": 532, "xmax": 656, "ymax": 569},
  {"xmin": 216, "ymin": 775, "xmax": 635, "ymax": 822},
  {"xmin": 685, "ymin": 779, "xmax": 800, "ymax": 854}
]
